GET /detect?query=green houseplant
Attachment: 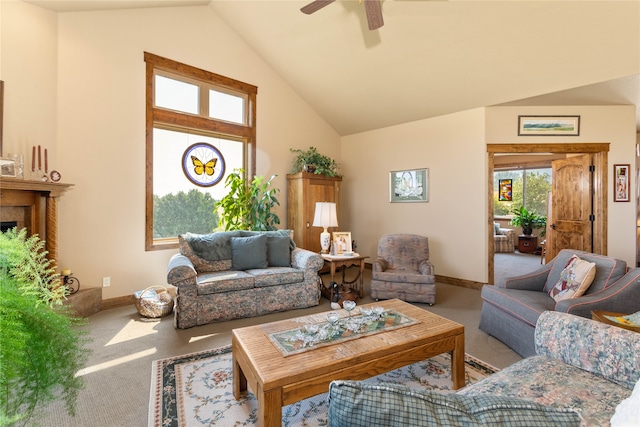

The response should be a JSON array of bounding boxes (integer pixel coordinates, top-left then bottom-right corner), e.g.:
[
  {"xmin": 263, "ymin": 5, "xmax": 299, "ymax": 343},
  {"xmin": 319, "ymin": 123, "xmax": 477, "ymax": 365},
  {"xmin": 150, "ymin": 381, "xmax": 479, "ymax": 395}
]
[
  {"xmin": 0, "ymin": 228, "xmax": 90, "ymax": 427},
  {"xmin": 289, "ymin": 146, "xmax": 341, "ymax": 177},
  {"xmin": 215, "ymin": 169, "xmax": 281, "ymax": 231},
  {"xmin": 510, "ymin": 206, "xmax": 546, "ymax": 236}
]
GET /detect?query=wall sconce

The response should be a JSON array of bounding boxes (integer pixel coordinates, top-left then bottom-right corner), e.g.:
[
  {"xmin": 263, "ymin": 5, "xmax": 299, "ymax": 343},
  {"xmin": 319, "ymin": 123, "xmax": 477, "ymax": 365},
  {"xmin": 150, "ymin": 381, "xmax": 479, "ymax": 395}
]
[{"xmin": 312, "ymin": 202, "xmax": 338, "ymax": 254}]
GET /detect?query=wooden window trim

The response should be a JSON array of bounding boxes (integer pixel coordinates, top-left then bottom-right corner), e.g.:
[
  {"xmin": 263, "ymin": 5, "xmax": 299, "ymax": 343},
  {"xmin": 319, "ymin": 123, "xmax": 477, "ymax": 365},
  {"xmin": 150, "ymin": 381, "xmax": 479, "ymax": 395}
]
[{"xmin": 144, "ymin": 52, "xmax": 257, "ymax": 251}]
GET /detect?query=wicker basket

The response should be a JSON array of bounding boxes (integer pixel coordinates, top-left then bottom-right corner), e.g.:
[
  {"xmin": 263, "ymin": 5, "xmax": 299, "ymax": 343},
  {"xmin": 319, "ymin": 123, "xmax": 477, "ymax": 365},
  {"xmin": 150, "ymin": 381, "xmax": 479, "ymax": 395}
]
[{"xmin": 134, "ymin": 286, "xmax": 174, "ymax": 318}]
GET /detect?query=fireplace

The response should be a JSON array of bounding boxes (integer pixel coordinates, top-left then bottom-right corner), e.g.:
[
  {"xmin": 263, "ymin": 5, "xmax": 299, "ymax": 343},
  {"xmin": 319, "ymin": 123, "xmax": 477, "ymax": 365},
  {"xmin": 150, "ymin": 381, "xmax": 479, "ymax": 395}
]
[
  {"xmin": 0, "ymin": 178, "xmax": 73, "ymax": 263},
  {"xmin": 0, "ymin": 221, "xmax": 18, "ymax": 233}
]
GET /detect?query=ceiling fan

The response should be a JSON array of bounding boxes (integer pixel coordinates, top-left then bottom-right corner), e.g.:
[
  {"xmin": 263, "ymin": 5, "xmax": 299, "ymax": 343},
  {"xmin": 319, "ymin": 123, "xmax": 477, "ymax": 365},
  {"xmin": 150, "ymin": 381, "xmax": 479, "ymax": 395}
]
[{"xmin": 301, "ymin": 0, "xmax": 384, "ymax": 31}]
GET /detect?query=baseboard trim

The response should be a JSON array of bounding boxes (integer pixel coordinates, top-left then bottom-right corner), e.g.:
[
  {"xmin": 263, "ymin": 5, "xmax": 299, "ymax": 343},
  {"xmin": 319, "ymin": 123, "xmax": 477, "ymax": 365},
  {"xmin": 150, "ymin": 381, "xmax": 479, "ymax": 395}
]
[
  {"xmin": 101, "ymin": 294, "xmax": 135, "ymax": 310},
  {"xmin": 436, "ymin": 275, "xmax": 484, "ymax": 291}
]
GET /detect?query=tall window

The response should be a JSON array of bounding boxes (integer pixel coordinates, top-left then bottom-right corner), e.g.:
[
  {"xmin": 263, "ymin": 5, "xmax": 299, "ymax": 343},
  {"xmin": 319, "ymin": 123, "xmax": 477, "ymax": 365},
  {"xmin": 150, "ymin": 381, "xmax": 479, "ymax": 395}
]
[
  {"xmin": 145, "ymin": 53, "xmax": 257, "ymax": 250},
  {"xmin": 494, "ymin": 168, "xmax": 552, "ymax": 217}
]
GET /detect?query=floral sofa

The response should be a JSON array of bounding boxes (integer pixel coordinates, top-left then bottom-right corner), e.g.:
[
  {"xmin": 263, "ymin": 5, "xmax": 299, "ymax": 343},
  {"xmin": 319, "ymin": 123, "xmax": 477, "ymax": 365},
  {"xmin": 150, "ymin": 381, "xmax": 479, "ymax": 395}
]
[
  {"xmin": 327, "ymin": 311, "xmax": 640, "ymax": 426},
  {"xmin": 166, "ymin": 230, "xmax": 324, "ymax": 329}
]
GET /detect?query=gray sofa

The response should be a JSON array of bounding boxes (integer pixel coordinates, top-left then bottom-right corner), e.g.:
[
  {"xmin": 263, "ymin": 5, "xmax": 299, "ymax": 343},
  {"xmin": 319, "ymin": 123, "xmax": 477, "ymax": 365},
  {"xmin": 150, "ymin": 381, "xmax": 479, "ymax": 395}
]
[
  {"xmin": 166, "ymin": 230, "xmax": 324, "ymax": 329},
  {"xmin": 479, "ymin": 249, "xmax": 633, "ymax": 357},
  {"xmin": 327, "ymin": 311, "xmax": 640, "ymax": 426}
]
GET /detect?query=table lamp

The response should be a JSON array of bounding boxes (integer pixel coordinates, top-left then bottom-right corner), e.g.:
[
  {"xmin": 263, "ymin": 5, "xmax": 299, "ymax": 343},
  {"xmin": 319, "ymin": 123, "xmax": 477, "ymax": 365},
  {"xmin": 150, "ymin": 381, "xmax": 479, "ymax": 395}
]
[{"xmin": 312, "ymin": 202, "xmax": 338, "ymax": 253}]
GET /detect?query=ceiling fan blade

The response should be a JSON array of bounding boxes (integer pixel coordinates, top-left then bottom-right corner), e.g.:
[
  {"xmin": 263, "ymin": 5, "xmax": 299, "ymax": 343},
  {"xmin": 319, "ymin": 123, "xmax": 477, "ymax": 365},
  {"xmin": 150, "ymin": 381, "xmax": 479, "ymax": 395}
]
[
  {"xmin": 363, "ymin": 0, "xmax": 384, "ymax": 30},
  {"xmin": 300, "ymin": 0, "xmax": 336, "ymax": 15}
]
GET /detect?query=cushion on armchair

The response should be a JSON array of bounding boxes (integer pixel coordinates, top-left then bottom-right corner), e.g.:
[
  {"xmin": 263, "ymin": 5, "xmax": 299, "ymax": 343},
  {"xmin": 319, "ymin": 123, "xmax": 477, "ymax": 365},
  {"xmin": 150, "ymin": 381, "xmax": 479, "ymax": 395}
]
[
  {"xmin": 548, "ymin": 254, "xmax": 596, "ymax": 301},
  {"xmin": 327, "ymin": 381, "xmax": 580, "ymax": 427}
]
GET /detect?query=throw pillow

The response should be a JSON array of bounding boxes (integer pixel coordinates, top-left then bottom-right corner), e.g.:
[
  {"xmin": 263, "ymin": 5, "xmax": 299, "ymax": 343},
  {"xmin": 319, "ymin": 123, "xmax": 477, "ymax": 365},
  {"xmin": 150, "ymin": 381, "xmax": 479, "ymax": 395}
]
[
  {"xmin": 327, "ymin": 381, "xmax": 581, "ymax": 427},
  {"xmin": 267, "ymin": 235, "xmax": 291, "ymax": 267},
  {"xmin": 230, "ymin": 235, "xmax": 268, "ymax": 270},
  {"xmin": 548, "ymin": 255, "xmax": 596, "ymax": 302},
  {"xmin": 494, "ymin": 222, "xmax": 501, "ymax": 235}
]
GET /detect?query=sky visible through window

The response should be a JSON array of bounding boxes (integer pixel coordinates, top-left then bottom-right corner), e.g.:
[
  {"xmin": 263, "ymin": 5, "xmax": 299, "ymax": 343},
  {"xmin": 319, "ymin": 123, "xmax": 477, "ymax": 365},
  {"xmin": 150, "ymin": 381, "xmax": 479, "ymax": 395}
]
[{"xmin": 153, "ymin": 75, "xmax": 245, "ymax": 200}]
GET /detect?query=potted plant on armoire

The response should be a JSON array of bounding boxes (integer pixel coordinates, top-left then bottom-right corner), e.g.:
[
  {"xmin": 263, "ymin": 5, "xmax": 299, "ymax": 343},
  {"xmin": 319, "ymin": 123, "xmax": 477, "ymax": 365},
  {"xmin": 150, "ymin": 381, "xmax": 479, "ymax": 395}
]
[{"xmin": 287, "ymin": 147, "xmax": 342, "ymax": 253}]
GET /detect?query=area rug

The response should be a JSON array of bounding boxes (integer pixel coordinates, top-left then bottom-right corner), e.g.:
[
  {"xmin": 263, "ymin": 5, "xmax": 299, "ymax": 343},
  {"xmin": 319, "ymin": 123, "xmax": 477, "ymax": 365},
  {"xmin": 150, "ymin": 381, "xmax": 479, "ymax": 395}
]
[{"xmin": 149, "ymin": 345, "xmax": 498, "ymax": 427}]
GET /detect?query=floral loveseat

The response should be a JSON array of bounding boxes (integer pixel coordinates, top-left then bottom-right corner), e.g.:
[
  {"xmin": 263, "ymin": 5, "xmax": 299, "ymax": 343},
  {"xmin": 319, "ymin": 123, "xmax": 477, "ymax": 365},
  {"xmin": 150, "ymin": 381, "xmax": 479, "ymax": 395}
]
[
  {"xmin": 327, "ymin": 311, "xmax": 640, "ymax": 426},
  {"xmin": 166, "ymin": 230, "xmax": 324, "ymax": 329}
]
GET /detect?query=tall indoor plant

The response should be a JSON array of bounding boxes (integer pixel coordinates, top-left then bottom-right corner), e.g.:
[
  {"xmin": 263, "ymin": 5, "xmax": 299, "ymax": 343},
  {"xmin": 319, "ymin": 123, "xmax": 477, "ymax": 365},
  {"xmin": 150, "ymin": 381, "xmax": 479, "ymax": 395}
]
[
  {"xmin": 215, "ymin": 169, "xmax": 281, "ymax": 231},
  {"xmin": 0, "ymin": 228, "xmax": 90, "ymax": 427},
  {"xmin": 510, "ymin": 206, "xmax": 546, "ymax": 236}
]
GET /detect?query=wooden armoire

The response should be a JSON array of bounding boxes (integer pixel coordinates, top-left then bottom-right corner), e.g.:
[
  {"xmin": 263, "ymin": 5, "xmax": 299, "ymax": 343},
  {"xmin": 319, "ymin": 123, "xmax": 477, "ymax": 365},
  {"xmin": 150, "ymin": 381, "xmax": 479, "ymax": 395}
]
[{"xmin": 287, "ymin": 172, "xmax": 342, "ymax": 253}]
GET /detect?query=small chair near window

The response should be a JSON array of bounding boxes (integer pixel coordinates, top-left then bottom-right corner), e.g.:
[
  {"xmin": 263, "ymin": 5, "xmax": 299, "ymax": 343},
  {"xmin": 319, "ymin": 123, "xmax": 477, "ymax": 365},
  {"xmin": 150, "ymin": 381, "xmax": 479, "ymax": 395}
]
[
  {"xmin": 370, "ymin": 234, "xmax": 435, "ymax": 305},
  {"xmin": 494, "ymin": 223, "xmax": 516, "ymax": 253}
]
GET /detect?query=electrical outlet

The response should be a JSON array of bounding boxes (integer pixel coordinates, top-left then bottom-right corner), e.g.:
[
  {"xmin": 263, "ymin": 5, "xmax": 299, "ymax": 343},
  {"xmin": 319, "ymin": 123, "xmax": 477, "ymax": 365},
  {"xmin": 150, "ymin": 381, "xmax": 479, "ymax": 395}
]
[{"xmin": 102, "ymin": 277, "xmax": 111, "ymax": 287}]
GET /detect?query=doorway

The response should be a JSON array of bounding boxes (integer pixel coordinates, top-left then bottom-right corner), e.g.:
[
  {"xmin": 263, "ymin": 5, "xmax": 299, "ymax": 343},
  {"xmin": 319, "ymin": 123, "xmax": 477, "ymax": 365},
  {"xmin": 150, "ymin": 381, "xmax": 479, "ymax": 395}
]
[{"xmin": 487, "ymin": 143, "xmax": 609, "ymax": 285}]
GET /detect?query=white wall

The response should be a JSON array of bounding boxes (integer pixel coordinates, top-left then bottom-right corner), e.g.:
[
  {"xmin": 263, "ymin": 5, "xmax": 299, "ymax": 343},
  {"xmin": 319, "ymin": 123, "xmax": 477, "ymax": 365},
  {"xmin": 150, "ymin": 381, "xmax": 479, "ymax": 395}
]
[
  {"xmin": 2, "ymin": 3, "xmax": 340, "ymax": 298},
  {"xmin": 1, "ymin": 1, "xmax": 57, "ymax": 160},
  {"xmin": 341, "ymin": 109, "xmax": 487, "ymax": 283}
]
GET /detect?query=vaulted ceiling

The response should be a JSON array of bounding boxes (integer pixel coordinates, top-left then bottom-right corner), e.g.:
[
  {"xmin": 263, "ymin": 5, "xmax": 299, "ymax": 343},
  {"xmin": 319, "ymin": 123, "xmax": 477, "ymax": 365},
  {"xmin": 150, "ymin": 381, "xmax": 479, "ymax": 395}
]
[{"xmin": 25, "ymin": 0, "xmax": 640, "ymax": 135}]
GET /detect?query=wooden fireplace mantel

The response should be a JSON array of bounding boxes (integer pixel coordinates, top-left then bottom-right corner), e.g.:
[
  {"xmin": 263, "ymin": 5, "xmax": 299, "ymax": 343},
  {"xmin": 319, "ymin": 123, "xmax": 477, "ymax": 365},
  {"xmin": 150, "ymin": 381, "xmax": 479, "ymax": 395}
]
[{"xmin": 0, "ymin": 177, "xmax": 74, "ymax": 264}]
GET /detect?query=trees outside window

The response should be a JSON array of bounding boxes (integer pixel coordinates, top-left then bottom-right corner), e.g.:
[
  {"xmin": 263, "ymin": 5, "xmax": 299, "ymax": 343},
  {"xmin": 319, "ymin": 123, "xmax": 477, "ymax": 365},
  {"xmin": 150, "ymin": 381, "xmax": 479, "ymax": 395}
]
[{"xmin": 494, "ymin": 168, "xmax": 551, "ymax": 217}]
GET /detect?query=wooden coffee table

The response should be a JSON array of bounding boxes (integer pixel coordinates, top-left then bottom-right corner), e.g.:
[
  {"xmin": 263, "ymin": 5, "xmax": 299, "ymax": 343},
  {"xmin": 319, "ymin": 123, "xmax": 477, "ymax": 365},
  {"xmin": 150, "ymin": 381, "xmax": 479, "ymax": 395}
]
[{"xmin": 232, "ymin": 299, "xmax": 465, "ymax": 427}]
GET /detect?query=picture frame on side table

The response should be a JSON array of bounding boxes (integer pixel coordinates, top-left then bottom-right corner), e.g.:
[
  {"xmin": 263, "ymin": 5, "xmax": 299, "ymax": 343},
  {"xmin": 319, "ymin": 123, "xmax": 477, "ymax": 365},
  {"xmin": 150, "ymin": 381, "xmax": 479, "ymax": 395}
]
[
  {"xmin": 332, "ymin": 231, "xmax": 352, "ymax": 255},
  {"xmin": 614, "ymin": 164, "xmax": 630, "ymax": 202},
  {"xmin": 390, "ymin": 168, "xmax": 428, "ymax": 203},
  {"xmin": 518, "ymin": 115, "xmax": 580, "ymax": 136}
]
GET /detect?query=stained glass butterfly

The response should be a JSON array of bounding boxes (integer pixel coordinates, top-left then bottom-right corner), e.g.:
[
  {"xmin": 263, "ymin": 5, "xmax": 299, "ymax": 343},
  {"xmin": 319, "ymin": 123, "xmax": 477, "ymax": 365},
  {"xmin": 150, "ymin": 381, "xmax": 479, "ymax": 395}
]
[{"xmin": 191, "ymin": 156, "xmax": 217, "ymax": 176}]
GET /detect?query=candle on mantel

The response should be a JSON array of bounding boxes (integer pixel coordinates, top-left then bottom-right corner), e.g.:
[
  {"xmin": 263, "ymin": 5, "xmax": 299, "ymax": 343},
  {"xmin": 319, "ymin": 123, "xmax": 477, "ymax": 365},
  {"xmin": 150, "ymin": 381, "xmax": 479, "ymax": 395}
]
[
  {"xmin": 61, "ymin": 268, "xmax": 72, "ymax": 277},
  {"xmin": 38, "ymin": 145, "xmax": 42, "ymax": 170},
  {"xmin": 44, "ymin": 149, "xmax": 48, "ymax": 173},
  {"xmin": 32, "ymin": 146, "xmax": 36, "ymax": 172}
]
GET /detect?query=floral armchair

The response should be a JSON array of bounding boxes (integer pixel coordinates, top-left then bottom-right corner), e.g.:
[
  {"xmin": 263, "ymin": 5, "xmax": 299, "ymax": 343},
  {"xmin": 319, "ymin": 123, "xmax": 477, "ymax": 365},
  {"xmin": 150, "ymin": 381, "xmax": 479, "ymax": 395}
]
[{"xmin": 370, "ymin": 234, "xmax": 435, "ymax": 305}]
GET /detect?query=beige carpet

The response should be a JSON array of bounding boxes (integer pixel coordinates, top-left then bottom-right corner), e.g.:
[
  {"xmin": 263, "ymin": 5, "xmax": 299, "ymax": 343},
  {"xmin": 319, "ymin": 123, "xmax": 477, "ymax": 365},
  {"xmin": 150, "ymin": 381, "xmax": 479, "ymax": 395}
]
[{"xmin": 36, "ymin": 270, "xmax": 522, "ymax": 427}]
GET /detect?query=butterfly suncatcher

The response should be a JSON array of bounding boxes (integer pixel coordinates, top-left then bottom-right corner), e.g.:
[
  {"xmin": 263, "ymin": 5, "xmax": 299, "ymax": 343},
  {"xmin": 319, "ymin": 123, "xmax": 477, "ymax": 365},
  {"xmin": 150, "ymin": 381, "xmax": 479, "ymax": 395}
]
[{"xmin": 191, "ymin": 156, "xmax": 217, "ymax": 176}]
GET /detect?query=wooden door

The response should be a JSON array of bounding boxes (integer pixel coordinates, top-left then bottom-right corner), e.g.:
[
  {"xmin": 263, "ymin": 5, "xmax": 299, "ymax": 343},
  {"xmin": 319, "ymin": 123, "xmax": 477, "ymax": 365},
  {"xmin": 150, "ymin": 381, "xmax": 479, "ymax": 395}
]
[{"xmin": 547, "ymin": 154, "xmax": 593, "ymax": 260}]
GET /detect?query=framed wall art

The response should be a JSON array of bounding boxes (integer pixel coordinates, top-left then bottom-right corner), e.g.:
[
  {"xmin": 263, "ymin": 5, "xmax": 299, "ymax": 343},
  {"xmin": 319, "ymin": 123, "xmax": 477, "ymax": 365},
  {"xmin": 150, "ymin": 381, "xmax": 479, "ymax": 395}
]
[
  {"xmin": 390, "ymin": 168, "xmax": 428, "ymax": 203},
  {"xmin": 518, "ymin": 115, "xmax": 580, "ymax": 136},
  {"xmin": 498, "ymin": 179, "xmax": 512, "ymax": 201},
  {"xmin": 614, "ymin": 164, "xmax": 630, "ymax": 202},
  {"xmin": 332, "ymin": 231, "xmax": 352, "ymax": 254}
]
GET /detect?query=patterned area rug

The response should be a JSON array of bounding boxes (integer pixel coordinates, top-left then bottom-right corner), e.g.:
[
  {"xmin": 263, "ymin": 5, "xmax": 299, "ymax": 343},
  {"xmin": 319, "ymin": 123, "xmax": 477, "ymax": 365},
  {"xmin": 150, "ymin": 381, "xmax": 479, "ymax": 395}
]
[{"xmin": 149, "ymin": 346, "xmax": 498, "ymax": 427}]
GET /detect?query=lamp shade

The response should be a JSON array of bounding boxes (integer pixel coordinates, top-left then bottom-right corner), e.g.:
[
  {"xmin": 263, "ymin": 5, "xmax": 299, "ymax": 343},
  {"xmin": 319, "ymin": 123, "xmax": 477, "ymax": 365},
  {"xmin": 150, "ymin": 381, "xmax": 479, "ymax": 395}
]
[{"xmin": 312, "ymin": 202, "xmax": 338, "ymax": 228}]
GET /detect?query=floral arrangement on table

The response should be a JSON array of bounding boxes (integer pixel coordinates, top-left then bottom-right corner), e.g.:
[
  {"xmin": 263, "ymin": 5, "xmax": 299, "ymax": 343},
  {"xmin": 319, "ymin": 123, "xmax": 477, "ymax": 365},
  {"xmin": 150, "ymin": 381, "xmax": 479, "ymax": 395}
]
[{"xmin": 269, "ymin": 302, "xmax": 418, "ymax": 356}]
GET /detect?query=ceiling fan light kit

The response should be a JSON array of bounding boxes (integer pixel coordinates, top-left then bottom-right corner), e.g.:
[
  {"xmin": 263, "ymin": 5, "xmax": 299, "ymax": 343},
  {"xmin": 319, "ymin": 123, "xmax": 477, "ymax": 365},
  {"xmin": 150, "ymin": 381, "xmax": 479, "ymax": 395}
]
[{"xmin": 301, "ymin": 0, "xmax": 384, "ymax": 30}]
